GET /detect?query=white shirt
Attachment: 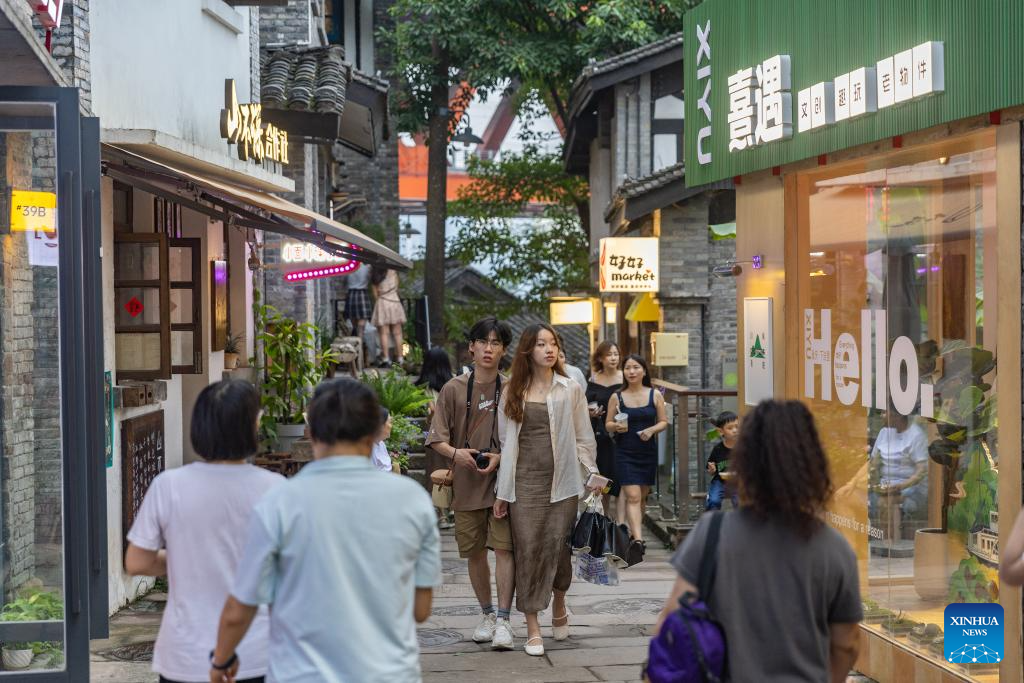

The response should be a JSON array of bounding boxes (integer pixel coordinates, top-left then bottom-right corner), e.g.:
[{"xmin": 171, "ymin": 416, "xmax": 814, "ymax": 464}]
[
  {"xmin": 371, "ymin": 441, "xmax": 392, "ymax": 472},
  {"xmin": 564, "ymin": 363, "xmax": 588, "ymax": 391},
  {"xmin": 497, "ymin": 373, "xmax": 598, "ymax": 504},
  {"xmin": 232, "ymin": 456, "xmax": 441, "ymax": 682},
  {"xmin": 127, "ymin": 462, "xmax": 284, "ymax": 682},
  {"xmin": 871, "ymin": 423, "xmax": 928, "ymax": 485}
]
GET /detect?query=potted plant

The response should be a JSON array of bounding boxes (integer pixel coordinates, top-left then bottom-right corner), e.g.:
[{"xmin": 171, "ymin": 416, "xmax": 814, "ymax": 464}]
[
  {"xmin": 913, "ymin": 342, "xmax": 996, "ymax": 600},
  {"xmin": 253, "ymin": 300, "xmax": 339, "ymax": 452},
  {"xmin": 1, "ymin": 642, "xmax": 32, "ymax": 670},
  {"xmin": 0, "ymin": 589, "xmax": 64, "ymax": 670},
  {"xmin": 223, "ymin": 332, "xmax": 244, "ymax": 370}
]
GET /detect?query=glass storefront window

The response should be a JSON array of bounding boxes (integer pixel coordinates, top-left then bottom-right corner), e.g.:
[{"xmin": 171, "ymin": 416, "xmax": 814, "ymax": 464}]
[
  {"xmin": 0, "ymin": 102, "xmax": 66, "ymax": 672},
  {"xmin": 798, "ymin": 129, "xmax": 999, "ymax": 680}
]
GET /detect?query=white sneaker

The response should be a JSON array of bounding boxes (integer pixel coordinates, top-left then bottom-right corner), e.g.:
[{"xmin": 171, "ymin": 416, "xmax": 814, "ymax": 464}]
[
  {"xmin": 491, "ymin": 618, "xmax": 514, "ymax": 650},
  {"xmin": 472, "ymin": 612, "xmax": 497, "ymax": 643}
]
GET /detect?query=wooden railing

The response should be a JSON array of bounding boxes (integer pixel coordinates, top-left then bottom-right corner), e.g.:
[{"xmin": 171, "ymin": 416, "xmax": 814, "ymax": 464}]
[{"xmin": 651, "ymin": 380, "xmax": 738, "ymax": 526}]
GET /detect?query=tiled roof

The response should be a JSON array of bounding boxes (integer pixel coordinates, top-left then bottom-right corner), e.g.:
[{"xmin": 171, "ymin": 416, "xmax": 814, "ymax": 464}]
[
  {"xmin": 617, "ymin": 163, "xmax": 685, "ymax": 199},
  {"xmin": 260, "ymin": 46, "xmax": 350, "ymax": 114},
  {"xmin": 506, "ymin": 310, "xmax": 591, "ymax": 369},
  {"xmin": 578, "ymin": 32, "xmax": 683, "ymax": 82},
  {"xmin": 351, "ymin": 69, "xmax": 389, "ymax": 94}
]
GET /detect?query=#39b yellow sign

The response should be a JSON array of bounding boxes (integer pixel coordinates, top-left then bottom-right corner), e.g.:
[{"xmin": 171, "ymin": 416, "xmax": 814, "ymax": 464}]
[{"xmin": 10, "ymin": 190, "xmax": 57, "ymax": 235}]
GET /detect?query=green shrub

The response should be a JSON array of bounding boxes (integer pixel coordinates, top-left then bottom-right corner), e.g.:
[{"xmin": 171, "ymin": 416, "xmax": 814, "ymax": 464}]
[{"xmin": 362, "ymin": 370, "xmax": 431, "ymax": 417}]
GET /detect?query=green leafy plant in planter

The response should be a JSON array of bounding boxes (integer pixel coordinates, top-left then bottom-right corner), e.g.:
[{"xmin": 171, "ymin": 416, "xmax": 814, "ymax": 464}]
[
  {"xmin": 0, "ymin": 589, "xmax": 65, "ymax": 668},
  {"xmin": 252, "ymin": 301, "xmax": 339, "ymax": 447},
  {"xmin": 360, "ymin": 370, "xmax": 431, "ymax": 417},
  {"xmin": 924, "ymin": 342, "xmax": 997, "ymax": 533},
  {"xmin": 223, "ymin": 331, "xmax": 244, "ymax": 370},
  {"xmin": 913, "ymin": 341, "xmax": 997, "ymax": 601}
]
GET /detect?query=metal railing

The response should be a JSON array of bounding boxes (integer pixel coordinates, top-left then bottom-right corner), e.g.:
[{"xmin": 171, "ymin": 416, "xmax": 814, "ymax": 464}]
[{"xmin": 650, "ymin": 380, "xmax": 738, "ymax": 526}]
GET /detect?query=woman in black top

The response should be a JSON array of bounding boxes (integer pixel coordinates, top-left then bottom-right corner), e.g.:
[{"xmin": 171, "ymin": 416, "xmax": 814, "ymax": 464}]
[{"xmin": 585, "ymin": 341, "xmax": 623, "ymax": 516}]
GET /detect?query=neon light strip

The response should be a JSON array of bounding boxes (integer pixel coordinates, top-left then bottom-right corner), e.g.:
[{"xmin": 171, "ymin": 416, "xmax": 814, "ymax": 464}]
[{"xmin": 284, "ymin": 261, "xmax": 359, "ymax": 282}]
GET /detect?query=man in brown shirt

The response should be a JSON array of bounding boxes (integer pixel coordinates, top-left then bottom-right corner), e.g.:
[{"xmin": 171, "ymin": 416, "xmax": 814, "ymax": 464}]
[{"xmin": 426, "ymin": 317, "xmax": 515, "ymax": 649}]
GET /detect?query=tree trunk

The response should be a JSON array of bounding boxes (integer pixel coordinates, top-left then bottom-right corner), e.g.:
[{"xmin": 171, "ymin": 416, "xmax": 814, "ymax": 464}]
[{"xmin": 425, "ymin": 42, "xmax": 450, "ymax": 347}]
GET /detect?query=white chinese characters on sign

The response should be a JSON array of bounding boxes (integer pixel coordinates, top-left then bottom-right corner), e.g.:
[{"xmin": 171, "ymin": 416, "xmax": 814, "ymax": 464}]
[
  {"xmin": 727, "ymin": 55, "xmax": 792, "ymax": 152},
  {"xmin": 761, "ymin": 42, "xmax": 944, "ymax": 141}
]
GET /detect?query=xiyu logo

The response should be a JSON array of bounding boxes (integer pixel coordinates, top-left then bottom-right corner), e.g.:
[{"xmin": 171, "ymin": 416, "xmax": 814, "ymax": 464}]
[
  {"xmin": 944, "ymin": 603, "xmax": 1003, "ymax": 664},
  {"xmin": 803, "ymin": 309, "xmax": 933, "ymax": 417},
  {"xmin": 694, "ymin": 20, "xmax": 712, "ymax": 165}
]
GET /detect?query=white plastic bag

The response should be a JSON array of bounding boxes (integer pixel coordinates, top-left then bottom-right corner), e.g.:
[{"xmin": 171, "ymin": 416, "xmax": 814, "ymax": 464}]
[{"xmin": 575, "ymin": 550, "xmax": 620, "ymax": 586}]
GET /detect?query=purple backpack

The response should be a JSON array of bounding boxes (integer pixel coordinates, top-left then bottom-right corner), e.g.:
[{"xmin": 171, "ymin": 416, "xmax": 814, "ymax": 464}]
[{"xmin": 644, "ymin": 512, "xmax": 727, "ymax": 683}]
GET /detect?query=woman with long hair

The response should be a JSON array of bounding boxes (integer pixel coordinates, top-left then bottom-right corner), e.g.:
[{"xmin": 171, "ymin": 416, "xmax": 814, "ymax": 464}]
[
  {"xmin": 416, "ymin": 346, "xmax": 454, "ymax": 396},
  {"xmin": 655, "ymin": 401, "xmax": 862, "ymax": 682},
  {"xmin": 417, "ymin": 346, "xmax": 455, "ymax": 527},
  {"xmin": 585, "ymin": 341, "xmax": 623, "ymax": 519},
  {"xmin": 370, "ymin": 266, "xmax": 406, "ymax": 367},
  {"xmin": 494, "ymin": 323, "xmax": 601, "ymax": 656},
  {"xmin": 605, "ymin": 354, "xmax": 668, "ymax": 543}
]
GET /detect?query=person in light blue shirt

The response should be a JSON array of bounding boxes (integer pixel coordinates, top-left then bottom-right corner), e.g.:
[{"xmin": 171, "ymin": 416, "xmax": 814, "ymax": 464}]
[{"xmin": 209, "ymin": 378, "xmax": 441, "ymax": 683}]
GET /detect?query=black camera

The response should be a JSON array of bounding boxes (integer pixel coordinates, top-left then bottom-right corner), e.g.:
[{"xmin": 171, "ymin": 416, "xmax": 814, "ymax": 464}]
[{"xmin": 475, "ymin": 452, "xmax": 491, "ymax": 469}]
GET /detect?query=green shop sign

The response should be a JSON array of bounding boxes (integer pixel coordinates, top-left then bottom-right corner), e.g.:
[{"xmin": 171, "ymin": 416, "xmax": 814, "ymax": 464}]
[{"xmin": 683, "ymin": 0, "xmax": 1024, "ymax": 186}]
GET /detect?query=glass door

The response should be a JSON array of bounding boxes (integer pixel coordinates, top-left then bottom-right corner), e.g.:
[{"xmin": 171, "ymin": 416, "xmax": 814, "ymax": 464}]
[{"xmin": 0, "ymin": 86, "xmax": 100, "ymax": 680}]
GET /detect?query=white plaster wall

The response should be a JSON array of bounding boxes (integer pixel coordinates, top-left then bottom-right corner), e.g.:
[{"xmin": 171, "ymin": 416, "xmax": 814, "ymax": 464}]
[
  {"xmin": 89, "ymin": 0, "xmax": 255, "ymax": 152},
  {"xmin": 102, "ymin": 178, "xmax": 187, "ymax": 611}
]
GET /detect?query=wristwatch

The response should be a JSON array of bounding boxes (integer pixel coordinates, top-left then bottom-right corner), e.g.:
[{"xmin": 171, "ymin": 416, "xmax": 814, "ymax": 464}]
[{"xmin": 209, "ymin": 651, "xmax": 238, "ymax": 671}]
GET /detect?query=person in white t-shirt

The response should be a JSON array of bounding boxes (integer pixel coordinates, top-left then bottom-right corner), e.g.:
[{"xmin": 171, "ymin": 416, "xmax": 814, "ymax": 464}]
[
  {"xmin": 371, "ymin": 408, "xmax": 394, "ymax": 472},
  {"xmin": 125, "ymin": 380, "xmax": 284, "ymax": 683},
  {"xmin": 868, "ymin": 410, "xmax": 929, "ymax": 523}
]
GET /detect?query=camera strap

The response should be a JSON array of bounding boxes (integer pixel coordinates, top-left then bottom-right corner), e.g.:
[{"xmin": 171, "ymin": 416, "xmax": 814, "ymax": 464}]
[{"xmin": 464, "ymin": 371, "xmax": 501, "ymax": 451}]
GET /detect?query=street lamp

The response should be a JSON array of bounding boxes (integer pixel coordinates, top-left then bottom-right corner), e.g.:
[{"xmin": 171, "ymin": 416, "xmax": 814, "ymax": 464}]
[{"xmin": 451, "ymin": 113, "xmax": 483, "ymax": 148}]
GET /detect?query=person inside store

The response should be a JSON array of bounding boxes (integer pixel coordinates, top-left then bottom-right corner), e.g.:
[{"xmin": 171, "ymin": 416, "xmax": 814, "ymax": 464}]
[
  {"xmin": 656, "ymin": 400, "xmax": 862, "ymax": 683},
  {"xmin": 417, "ymin": 346, "xmax": 455, "ymax": 528},
  {"xmin": 425, "ymin": 317, "xmax": 516, "ymax": 650},
  {"xmin": 605, "ymin": 354, "xmax": 668, "ymax": 546},
  {"xmin": 210, "ymin": 377, "xmax": 440, "ymax": 682},
  {"xmin": 705, "ymin": 411, "xmax": 739, "ymax": 510},
  {"xmin": 125, "ymin": 379, "xmax": 284, "ymax": 683},
  {"xmin": 868, "ymin": 406, "xmax": 929, "ymax": 540},
  {"xmin": 494, "ymin": 323, "xmax": 602, "ymax": 656},
  {"xmin": 585, "ymin": 341, "xmax": 624, "ymax": 520},
  {"xmin": 370, "ymin": 266, "xmax": 406, "ymax": 368}
]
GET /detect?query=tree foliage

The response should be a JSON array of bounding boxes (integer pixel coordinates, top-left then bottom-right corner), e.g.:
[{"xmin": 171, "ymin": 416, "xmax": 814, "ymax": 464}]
[
  {"xmin": 383, "ymin": 0, "xmax": 693, "ymax": 134},
  {"xmin": 448, "ymin": 142, "xmax": 590, "ymax": 305}
]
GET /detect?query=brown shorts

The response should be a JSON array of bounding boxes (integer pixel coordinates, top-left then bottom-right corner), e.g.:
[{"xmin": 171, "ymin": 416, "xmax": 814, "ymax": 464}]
[{"xmin": 454, "ymin": 508, "xmax": 513, "ymax": 558}]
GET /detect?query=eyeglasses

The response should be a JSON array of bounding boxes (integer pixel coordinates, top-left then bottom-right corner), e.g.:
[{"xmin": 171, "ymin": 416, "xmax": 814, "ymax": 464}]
[{"xmin": 472, "ymin": 339, "xmax": 505, "ymax": 349}]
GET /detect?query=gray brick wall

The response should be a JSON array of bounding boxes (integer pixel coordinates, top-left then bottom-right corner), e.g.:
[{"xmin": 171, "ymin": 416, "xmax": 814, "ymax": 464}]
[
  {"xmin": 260, "ymin": 0, "xmax": 313, "ymax": 47},
  {"xmin": 0, "ymin": 132, "xmax": 40, "ymax": 591},
  {"xmin": 47, "ymin": 0, "xmax": 91, "ymax": 112},
  {"xmin": 250, "ymin": 7, "xmax": 261, "ymax": 98}
]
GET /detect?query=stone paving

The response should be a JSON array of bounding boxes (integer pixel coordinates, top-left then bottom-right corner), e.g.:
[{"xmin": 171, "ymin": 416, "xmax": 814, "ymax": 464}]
[{"xmin": 88, "ymin": 525, "xmax": 876, "ymax": 682}]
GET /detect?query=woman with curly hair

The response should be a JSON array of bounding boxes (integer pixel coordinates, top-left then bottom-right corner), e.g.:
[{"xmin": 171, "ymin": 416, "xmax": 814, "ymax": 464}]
[
  {"xmin": 655, "ymin": 400, "xmax": 863, "ymax": 682},
  {"xmin": 494, "ymin": 323, "xmax": 602, "ymax": 656}
]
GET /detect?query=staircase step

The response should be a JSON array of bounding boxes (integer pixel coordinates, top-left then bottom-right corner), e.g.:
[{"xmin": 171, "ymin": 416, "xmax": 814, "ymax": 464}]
[
  {"xmin": 406, "ymin": 468, "xmax": 428, "ymax": 488},
  {"xmin": 406, "ymin": 452, "xmax": 427, "ymax": 470}
]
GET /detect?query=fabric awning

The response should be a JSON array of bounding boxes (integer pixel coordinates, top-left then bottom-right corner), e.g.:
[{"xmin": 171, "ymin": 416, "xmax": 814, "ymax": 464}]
[
  {"xmin": 101, "ymin": 144, "xmax": 411, "ymax": 270},
  {"xmin": 625, "ymin": 292, "xmax": 661, "ymax": 322}
]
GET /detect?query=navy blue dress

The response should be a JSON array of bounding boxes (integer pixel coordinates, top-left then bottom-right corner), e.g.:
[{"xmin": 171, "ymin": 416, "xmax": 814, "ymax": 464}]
[{"xmin": 614, "ymin": 389, "xmax": 658, "ymax": 486}]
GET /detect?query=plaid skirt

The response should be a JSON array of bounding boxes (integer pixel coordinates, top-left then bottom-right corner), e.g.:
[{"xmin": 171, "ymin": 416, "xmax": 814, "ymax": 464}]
[{"xmin": 345, "ymin": 288, "xmax": 372, "ymax": 321}]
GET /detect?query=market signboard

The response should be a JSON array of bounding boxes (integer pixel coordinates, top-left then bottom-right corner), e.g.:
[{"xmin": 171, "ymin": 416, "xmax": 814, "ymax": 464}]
[
  {"xmin": 599, "ymin": 237, "xmax": 659, "ymax": 293},
  {"xmin": 683, "ymin": 0, "xmax": 1024, "ymax": 186}
]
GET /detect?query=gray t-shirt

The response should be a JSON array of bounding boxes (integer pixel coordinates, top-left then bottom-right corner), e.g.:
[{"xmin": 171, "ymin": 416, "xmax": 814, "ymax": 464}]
[{"xmin": 671, "ymin": 510, "xmax": 862, "ymax": 682}]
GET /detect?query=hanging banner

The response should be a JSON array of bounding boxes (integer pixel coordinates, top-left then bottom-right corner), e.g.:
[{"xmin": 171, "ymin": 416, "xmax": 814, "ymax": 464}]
[
  {"xmin": 599, "ymin": 237, "xmax": 659, "ymax": 293},
  {"xmin": 743, "ymin": 297, "xmax": 774, "ymax": 406}
]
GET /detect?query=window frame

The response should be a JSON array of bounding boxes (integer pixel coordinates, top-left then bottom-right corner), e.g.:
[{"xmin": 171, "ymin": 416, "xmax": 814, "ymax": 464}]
[
  {"xmin": 113, "ymin": 232, "xmax": 171, "ymax": 381},
  {"xmin": 168, "ymin": 237, "xmax": 203, "ymax": 375}
]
